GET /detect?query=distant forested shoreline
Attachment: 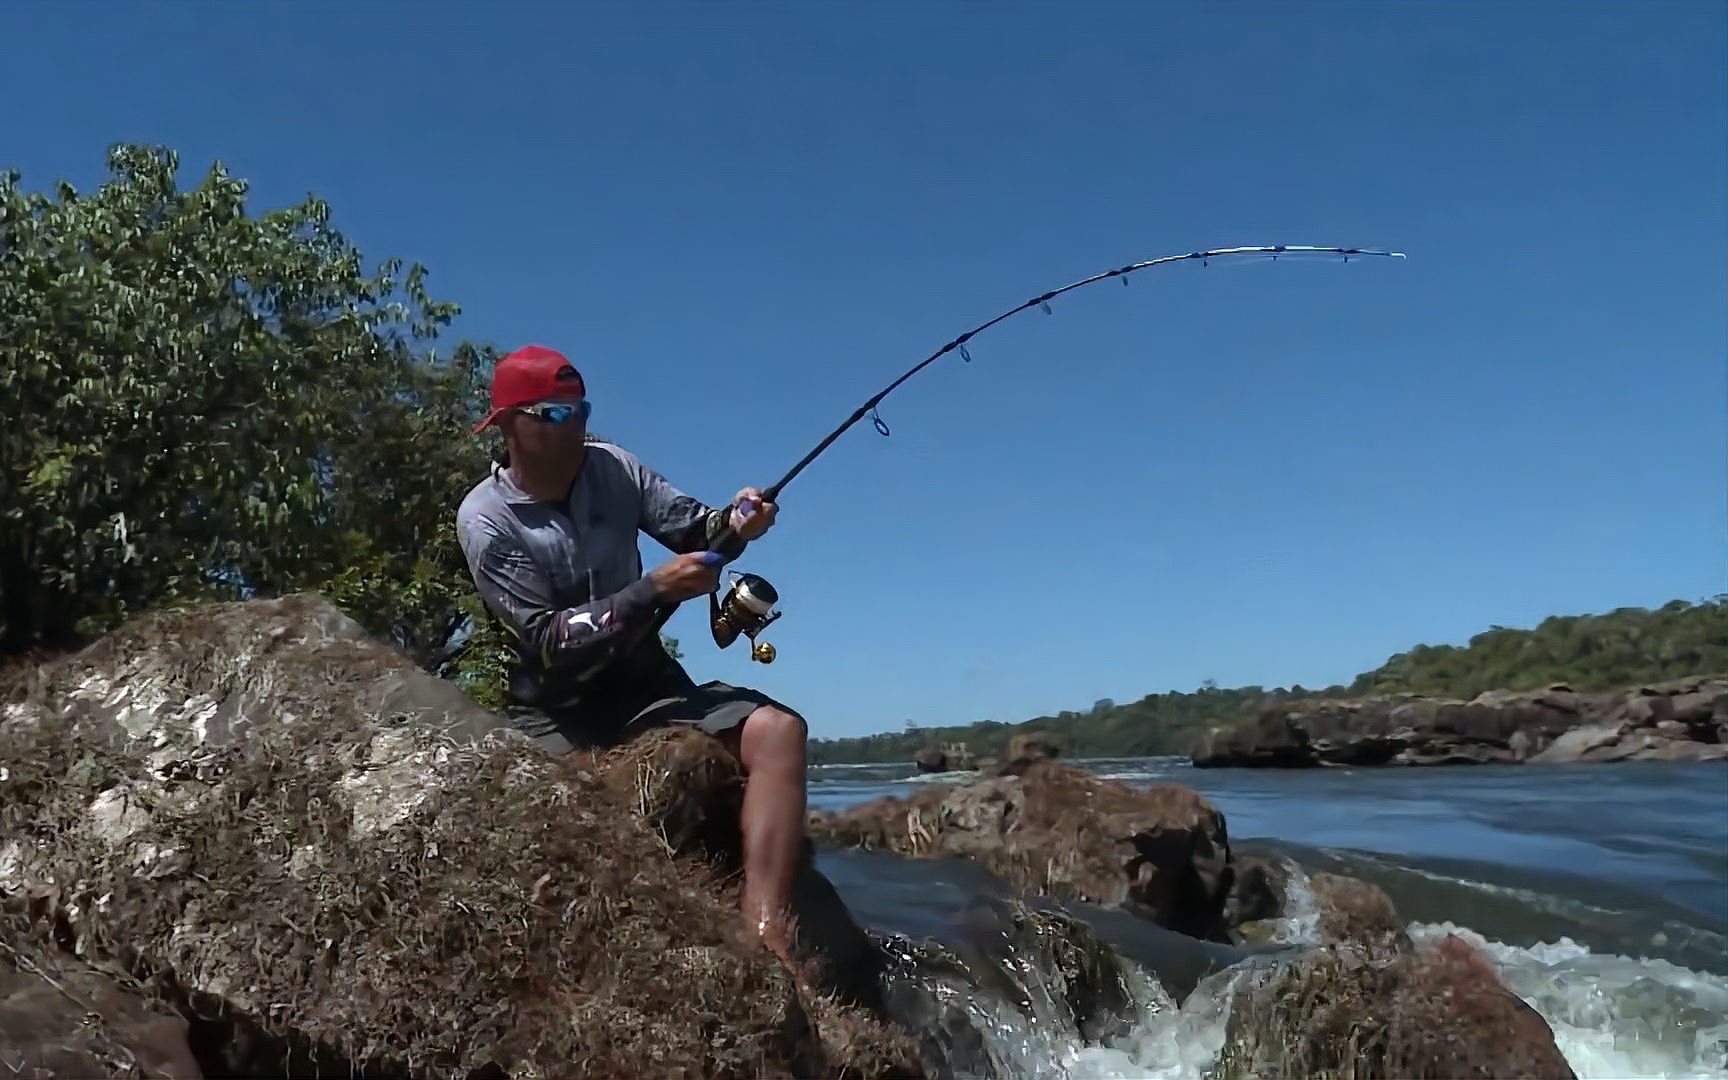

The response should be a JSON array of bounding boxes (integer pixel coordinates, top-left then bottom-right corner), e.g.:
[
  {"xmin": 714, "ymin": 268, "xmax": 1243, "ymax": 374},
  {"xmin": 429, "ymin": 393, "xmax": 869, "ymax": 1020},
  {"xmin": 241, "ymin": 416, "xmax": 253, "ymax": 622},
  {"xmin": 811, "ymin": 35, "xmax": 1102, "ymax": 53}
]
[{"xmin": 806, "ymin": 596, "xmax": 1728, "ymax": 765}]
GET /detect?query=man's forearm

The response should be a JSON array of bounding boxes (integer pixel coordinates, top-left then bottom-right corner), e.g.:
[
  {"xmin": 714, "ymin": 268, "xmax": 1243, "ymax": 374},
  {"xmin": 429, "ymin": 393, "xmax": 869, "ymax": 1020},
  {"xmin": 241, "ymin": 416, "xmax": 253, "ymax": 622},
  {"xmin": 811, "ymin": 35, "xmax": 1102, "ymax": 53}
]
[{"xmin": 503, "ymin": 575, "xmax": 664, "ymax": 671}]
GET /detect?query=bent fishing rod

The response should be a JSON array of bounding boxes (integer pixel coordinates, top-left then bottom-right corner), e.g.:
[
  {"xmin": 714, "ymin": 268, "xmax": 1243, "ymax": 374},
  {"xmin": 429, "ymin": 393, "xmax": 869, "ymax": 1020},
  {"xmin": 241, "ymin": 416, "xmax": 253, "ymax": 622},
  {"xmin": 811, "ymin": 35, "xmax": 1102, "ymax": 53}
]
[{"xmin": 583, "ymin": 243, "xmax": 1406, "ymax": 679}]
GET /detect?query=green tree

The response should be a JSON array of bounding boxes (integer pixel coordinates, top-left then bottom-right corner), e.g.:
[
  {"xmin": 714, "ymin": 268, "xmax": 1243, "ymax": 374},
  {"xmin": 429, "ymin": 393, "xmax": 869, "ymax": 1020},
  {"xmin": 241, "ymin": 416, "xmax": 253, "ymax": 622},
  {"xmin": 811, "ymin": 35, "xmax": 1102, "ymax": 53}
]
[
  {"xmin": 0, "ymin": 143, "xmax": 685, "ymax": 708},
  {"xmin": 0, "ymin": 143, "xmax": 484, "ymax": 656}
]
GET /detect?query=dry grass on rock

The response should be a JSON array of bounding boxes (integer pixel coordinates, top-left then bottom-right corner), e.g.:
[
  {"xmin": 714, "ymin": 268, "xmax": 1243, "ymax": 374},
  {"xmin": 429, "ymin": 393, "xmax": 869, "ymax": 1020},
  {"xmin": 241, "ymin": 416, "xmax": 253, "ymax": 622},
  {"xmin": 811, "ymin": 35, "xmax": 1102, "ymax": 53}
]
[
  {"xmin": 0, "ymin": 594, "xmax": 920, "ymax": 1079},
  {"xmin": 1216, "ymin": 933, "xmax": 1575, "ymax": 1079},
  {"xmin": 808, "ymin": 761, "xmax": 1236, "ymax": 942}
]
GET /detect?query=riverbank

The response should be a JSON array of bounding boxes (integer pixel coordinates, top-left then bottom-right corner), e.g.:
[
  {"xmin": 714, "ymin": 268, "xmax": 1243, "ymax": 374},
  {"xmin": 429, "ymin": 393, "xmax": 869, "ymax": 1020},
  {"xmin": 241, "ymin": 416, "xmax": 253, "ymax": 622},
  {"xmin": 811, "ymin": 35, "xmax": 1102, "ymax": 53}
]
[
  {"xmin": 1189, "ymin": 678, "xmax": 1727, "ymax": 768},
  {"xmin": 806, "ymin": 598, "xmax": 1728, "ymax": 768}
]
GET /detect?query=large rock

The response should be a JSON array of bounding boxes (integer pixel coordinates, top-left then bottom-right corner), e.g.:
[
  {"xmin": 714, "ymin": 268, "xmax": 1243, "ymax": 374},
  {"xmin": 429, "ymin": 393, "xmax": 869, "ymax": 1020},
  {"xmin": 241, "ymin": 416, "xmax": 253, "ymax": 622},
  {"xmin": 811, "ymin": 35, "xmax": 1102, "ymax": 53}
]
[
  {"xmin": 808, "ymin": 761, "xmax": 1236, "ymax": 942},
  {"xmin": 1192, "ymin": 677, "xmax": 1728, "ymax": 768},
  {"xmin": 0, "ymin": 594, "xmax": 921, "ymax": 1079},
  {"xmin": 1530, "ymin": 676, "xmax": 1728, "ymax": 763},
  {"xmin": 1211, "ymin": 931, "xmax": 1576, "ymax": 1078}
]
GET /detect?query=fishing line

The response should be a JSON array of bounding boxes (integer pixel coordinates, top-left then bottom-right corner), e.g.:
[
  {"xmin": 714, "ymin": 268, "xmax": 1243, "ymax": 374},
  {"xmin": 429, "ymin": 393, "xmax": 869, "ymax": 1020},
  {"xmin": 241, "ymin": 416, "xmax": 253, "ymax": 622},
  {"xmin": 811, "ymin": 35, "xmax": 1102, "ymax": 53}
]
[{"xmin": 582, "ymin": 243, "xmax": 1406, "ymax": 680}]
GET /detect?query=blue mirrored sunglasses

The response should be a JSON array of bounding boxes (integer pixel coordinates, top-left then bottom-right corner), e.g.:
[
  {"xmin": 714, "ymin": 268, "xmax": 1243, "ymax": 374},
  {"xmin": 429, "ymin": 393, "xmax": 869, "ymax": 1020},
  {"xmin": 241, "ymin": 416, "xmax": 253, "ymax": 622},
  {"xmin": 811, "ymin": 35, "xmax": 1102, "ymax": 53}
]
[{"xmin": 517, "ymin": 400, "xmax": 591, "ymax": 425}]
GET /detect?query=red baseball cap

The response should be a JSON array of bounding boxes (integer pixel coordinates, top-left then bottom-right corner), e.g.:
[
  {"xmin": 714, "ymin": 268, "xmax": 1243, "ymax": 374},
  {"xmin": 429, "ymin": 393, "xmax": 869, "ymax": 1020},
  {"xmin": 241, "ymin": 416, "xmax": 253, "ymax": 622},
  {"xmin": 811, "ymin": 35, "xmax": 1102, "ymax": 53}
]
[{"xmin": 471, "ymin": 344, "xmax": 587, "ymax": 433}]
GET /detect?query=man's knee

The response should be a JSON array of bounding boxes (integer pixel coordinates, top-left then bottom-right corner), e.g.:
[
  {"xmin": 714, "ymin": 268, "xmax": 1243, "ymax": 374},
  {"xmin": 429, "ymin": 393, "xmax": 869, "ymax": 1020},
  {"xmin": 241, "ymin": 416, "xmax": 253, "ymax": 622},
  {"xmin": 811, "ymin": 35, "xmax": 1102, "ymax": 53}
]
[{"xmin": 741, "ymin": 704, "xmax": 807, "ymax": 765}]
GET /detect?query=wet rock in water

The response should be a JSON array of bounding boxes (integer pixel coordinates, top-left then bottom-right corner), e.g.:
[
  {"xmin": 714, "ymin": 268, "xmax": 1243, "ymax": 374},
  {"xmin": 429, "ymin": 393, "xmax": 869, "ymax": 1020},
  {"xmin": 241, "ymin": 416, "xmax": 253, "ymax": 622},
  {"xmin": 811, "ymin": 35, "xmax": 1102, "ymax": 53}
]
[
  {"xmin": 997, "ymin": 732, "xmax": 1060, "ymax": 775},
  {"xmin": 912, "ymin": 746, "xmax": 949, "ymax": 773},
  {"xmin": 808, "ymin": 761, "xmax": 1236, "ymax": 942},
  {"xmin": 954, "ymin": 901, "xmax": 1150, "ymax": 1045},
  {"xmin": 1221, "ymin": 854, "xmax": 1291, "ymax": 928},
  {"xmin": 1224, "ymin": 854, "xmax": 1411, "ymax": 955},
  {"xmin": 1191, "ymin": 676, "xmax": 1728, "ymax": 768},
  {"xmin": 1, "ymin": 932, "xmax": 203, "ymax": 1079},
  {"xmin": 0, "ymin": 594, "xmax": 922, "ymax": 1080},
  {"xmin": 1214, "ymin": 931, "xmax": 1576, "ymax": 1079},
  {"xmin": 1304, "ymin": 871, "xmax": 1409, "ymax": 953},
  {"xmin": 874, "ymin": 899, "xmax": 1171, "ymax": 1079}
]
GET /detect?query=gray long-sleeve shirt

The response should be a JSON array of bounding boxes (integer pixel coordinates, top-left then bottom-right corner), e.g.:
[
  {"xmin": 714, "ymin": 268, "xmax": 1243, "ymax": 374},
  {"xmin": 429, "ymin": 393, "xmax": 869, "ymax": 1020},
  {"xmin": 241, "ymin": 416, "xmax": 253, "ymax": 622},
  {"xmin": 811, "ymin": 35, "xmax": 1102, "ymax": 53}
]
[{"xmin": 455, "ymin": 440, "xmax": 740, "ymax": 707}]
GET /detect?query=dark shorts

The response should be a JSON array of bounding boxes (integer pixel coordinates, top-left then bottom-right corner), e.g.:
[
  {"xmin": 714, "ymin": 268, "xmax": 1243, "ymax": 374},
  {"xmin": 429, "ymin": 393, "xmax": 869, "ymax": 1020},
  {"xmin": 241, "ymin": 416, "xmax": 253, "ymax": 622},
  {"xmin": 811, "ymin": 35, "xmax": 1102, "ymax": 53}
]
[{"xmin": 502, "ymin": 662, "xmax": 804, "ymax": 756}]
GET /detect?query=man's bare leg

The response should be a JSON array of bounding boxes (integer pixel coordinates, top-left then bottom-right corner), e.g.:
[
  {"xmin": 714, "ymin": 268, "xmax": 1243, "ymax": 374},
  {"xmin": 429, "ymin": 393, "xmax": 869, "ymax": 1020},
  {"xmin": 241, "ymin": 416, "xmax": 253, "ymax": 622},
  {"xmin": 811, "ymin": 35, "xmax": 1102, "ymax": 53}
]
[{"xmin": 734, "ymin": 704, "xmax": 809, "ymax": 964}]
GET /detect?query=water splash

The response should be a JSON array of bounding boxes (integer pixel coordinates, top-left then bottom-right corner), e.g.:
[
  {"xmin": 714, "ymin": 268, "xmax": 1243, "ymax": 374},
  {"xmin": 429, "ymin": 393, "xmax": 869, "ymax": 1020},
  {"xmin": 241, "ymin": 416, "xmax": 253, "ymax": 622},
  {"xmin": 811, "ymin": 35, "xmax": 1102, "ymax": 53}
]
[
  {"xmin": 869, "ymin": 860, "xmax": 1728, "ymax": 1080},
  {"xmin": 1061, "ymin": 966, "xmax": 1246, "ymax": 1079},
  {"xmin": 874, "ymin": 900, "xmax": 1182, "ymax": 1079},
  {"xmin": 1251, "ymin": 854, "xmax": 1325, "ymax": 947},
  {"xmin": 1409, "ymin": 922, "xmax": 1728, "ymax": 1080}
]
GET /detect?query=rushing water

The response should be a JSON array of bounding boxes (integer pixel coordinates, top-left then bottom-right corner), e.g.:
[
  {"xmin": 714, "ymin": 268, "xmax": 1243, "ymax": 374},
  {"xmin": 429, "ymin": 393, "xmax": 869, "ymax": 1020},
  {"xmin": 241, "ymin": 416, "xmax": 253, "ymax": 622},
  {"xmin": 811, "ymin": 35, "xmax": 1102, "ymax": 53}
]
[{"xmin": 809, "ymin": 757, "xmax": 1728, "ymax": 1079}]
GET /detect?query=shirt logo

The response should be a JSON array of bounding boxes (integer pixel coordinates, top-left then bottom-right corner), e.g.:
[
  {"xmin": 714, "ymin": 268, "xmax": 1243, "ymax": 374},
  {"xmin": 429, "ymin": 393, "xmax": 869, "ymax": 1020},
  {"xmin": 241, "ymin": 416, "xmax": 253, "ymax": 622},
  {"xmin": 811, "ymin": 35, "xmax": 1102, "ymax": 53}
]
[{"xmin": 566, "ymin": 610, "xmax": 613, "ymax": 634}]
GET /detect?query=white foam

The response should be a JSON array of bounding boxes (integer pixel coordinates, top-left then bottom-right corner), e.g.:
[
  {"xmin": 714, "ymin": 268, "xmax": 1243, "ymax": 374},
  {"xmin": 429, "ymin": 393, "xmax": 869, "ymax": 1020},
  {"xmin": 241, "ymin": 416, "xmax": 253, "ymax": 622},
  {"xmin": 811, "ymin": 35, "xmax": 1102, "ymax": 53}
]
[
  {"xmin": 1408, "ymin": 922, "xmax": 1728, "ymax": 1080},
  {"xmin": 892, "ymin": 771, "xmax": 982, "ymax": 786},
  {"xmin": 1061, "ymin": 966, "xmax": 1243, "ymax": 1079},
  {"xmin": 1038, "ymin": 921, "xmax": 1728, "ymax": 1079},
  {"xmin": 1260, "ymin": 857, "xmax": 1324, "ymax": 946}
]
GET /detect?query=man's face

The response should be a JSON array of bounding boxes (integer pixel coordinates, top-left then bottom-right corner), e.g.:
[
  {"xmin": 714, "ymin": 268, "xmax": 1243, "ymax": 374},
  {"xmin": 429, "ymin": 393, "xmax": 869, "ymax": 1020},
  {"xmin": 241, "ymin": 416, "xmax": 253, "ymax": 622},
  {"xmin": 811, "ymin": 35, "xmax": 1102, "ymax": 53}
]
[{"xmin": 502, "ymin": 394, "xmax": 590, "ymax": 466}]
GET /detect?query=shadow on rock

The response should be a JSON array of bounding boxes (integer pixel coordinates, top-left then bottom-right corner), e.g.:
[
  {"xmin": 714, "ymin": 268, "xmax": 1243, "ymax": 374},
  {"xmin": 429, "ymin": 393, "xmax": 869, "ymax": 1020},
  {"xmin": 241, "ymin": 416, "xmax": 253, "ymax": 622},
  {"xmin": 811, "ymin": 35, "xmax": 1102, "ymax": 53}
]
[{"xmin": 0, "ymin": 932, "xmax": 203, "ymax": 1079}]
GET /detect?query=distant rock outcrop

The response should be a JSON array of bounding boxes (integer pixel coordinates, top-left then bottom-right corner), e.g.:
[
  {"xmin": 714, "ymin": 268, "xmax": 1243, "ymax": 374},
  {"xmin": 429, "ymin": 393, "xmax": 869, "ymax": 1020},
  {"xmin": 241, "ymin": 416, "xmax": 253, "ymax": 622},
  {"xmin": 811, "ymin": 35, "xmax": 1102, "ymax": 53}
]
[
  {"xmin": 1190, "ymin": 677, "xmax": 1727, "ymax": 768},
  {"xmin": 913, "ymin": 746, "xmax": 950, "ymax": 773}
]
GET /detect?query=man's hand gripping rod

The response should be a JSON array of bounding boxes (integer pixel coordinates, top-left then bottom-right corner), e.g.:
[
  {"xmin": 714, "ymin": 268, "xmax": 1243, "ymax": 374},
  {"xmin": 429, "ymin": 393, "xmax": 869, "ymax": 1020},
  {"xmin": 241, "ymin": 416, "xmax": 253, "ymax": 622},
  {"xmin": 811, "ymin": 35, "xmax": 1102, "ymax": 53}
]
[{"xmin": 639, "ymin": 387, "xmax": 897, "ymax": 668}]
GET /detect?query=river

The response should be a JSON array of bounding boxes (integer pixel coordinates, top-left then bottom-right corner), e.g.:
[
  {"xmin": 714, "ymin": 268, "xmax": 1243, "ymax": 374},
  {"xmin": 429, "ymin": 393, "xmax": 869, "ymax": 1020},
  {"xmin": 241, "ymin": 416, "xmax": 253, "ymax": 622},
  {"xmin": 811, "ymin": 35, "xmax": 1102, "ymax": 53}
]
[{"xmin": 808, "ymin": 757, "xmax": 1728, "ymax": 1079}]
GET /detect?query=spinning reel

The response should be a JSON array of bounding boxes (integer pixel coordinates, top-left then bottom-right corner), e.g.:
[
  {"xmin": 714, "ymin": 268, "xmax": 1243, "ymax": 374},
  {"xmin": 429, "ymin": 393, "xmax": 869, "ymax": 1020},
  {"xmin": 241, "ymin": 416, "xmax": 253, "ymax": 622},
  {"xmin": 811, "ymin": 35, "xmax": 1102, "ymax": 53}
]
[{"xmin": 709, "ymin": 571, "xmax": 782, "ymax": 664}]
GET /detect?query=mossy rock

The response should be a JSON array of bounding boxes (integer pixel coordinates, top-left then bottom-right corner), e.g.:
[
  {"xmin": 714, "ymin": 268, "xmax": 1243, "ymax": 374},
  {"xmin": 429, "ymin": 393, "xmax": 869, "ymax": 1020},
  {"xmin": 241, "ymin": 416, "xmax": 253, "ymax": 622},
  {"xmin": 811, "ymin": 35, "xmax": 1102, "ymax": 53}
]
[{"xmin": 0, "ymin": 593, "xmax": 921, "ymax": 1079}]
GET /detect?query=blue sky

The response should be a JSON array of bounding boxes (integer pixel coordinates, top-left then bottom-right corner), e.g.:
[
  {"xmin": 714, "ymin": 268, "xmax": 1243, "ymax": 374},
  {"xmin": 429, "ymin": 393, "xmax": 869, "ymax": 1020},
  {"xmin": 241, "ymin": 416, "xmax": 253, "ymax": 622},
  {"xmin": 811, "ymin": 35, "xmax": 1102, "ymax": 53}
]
[{"xmin": 8, "ymin": 1, "xmax": 1724, "ymax": 738}]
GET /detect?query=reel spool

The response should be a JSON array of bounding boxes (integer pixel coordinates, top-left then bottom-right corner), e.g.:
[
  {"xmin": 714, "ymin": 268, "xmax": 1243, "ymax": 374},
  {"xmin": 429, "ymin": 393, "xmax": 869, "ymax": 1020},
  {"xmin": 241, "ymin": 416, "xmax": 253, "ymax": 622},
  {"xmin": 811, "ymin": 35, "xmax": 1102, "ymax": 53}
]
[{"xmin": 709, "ymin": 571, "xmax": 782, "ymax": 663}]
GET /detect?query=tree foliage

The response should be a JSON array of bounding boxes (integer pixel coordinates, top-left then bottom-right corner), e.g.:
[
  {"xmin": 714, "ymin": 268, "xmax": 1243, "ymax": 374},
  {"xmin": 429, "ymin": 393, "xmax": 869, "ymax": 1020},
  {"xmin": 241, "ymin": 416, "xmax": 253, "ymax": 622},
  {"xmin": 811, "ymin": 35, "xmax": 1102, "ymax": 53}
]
[
  {"xmin": 0, "ymin": 144, "xmax": 678, "ymax": 706},
  {"xmin": 1345, "ymin": 597, "xmax": 1727, "ymax": 699},
  {"xmin": 808, "ymin": 595, "xmax": 1728, "ymax": 764}
]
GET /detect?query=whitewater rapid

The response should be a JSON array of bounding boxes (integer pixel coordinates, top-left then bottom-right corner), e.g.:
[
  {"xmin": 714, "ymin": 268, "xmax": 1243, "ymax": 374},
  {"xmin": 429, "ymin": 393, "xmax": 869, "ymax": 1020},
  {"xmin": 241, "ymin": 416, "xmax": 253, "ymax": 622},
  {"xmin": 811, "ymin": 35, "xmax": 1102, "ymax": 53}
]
[
  {"xmin": 816, "ymin": 756, "xmax": 1728, "ymax": 1078},
  {"xmin": 1058, "ymin": 916, "xmax": 1728, "ymax": 1080}
]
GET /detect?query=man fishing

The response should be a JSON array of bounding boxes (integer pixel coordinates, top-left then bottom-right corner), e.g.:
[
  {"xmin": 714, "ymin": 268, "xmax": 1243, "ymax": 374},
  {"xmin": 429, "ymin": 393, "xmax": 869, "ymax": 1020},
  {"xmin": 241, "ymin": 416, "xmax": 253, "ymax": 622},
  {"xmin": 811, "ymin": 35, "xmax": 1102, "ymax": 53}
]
[{"xmin": 454, "ymin": 343, "xmax": 808, "ymax": 966}]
